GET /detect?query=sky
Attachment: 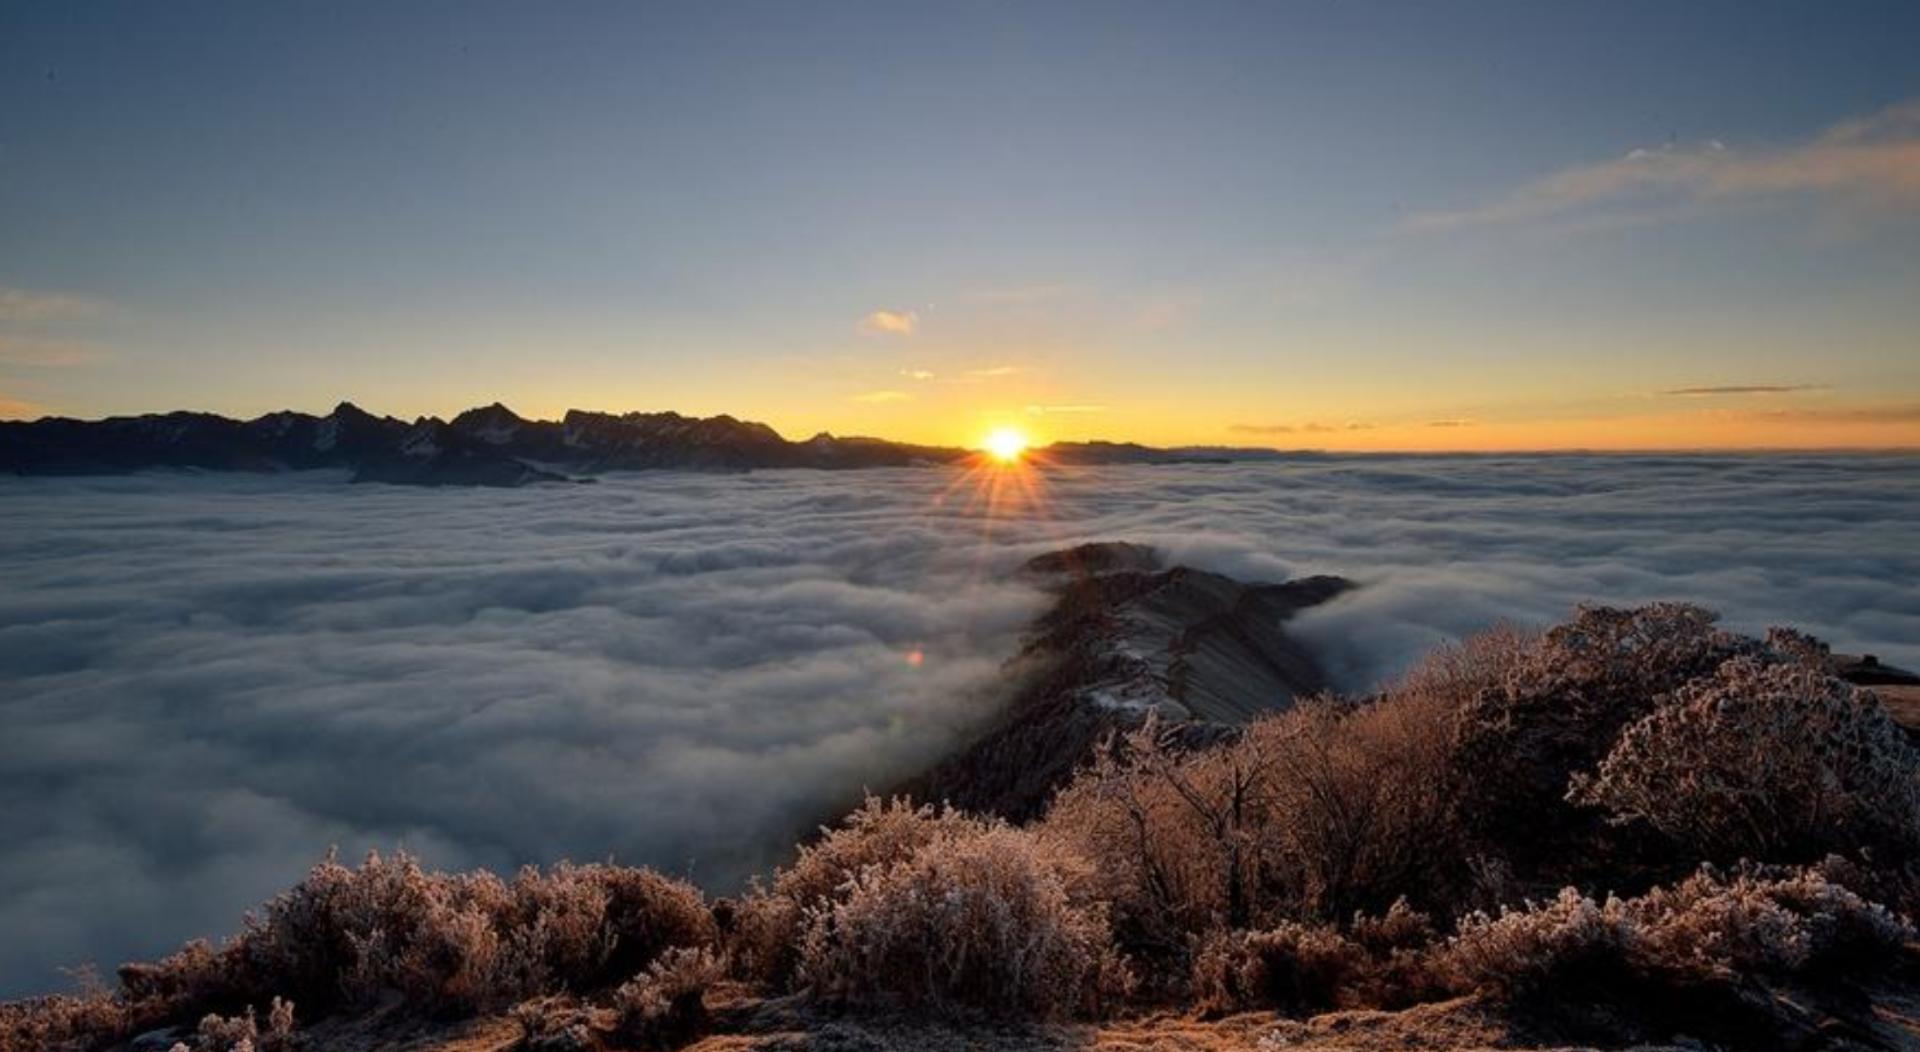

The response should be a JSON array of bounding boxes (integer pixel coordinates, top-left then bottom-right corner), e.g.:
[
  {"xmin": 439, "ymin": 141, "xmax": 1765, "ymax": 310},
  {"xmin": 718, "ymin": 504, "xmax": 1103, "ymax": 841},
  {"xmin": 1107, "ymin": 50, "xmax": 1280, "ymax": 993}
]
[{"xmin": 1, "ymin": 1, "xmax": 1917, "ymax": 450}]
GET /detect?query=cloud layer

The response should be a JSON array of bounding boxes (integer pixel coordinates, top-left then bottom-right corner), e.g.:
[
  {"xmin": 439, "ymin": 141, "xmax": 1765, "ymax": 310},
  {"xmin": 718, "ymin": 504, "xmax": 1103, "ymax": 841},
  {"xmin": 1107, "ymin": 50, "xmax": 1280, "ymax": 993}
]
[{"xmin": 2, "ymin": 455, "xmax": 1916, "ymax": 995}]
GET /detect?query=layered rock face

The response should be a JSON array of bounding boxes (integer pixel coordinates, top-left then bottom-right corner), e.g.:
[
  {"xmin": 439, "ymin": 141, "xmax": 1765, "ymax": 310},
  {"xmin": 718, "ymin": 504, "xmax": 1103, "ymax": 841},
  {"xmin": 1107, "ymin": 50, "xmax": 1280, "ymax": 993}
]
[{"xmin": 903, "ymin": 542, "xmax": 1352, "ymax": 819}]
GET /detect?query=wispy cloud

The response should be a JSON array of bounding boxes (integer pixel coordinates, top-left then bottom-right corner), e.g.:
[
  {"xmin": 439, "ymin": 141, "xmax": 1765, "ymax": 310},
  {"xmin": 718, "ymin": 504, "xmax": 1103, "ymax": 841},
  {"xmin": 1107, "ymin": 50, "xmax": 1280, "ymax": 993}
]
[
  {"xmin": 934, "ymin": 365, "xmax": 1023, "ymax": 385},
  {"xmin": 1741, "ymin": 403, "xmax": 1920, "ymax": 425},
  {"xmin": 0, "ymin": 391, "xmax": 39, "ymax": 418},
  {"xmin": 0, "ymin": 286, "xmax": 104, "ymax": 322},
  {"xmin": 899, "ymin": 368, "xmax": 935, "ymax": 381},
  {"xmin": 851, "ymin": 389, "xmax": 912, "ymax": 404},
  {"xmin": 1228, "ymin": 420, "xmax": 1375, "ymax": 435},
  {"xmin": 1425, "ymin": 419, "xmax": 1476, "ymax": 428},
  {"xmin": 1664, "ymin": 384, "xmax": 1826, "ymax": 397},
  {"xmin": 858, "ymin": 309, "xmax": 918, "ymax": 336},
  {"xmin": 1024, "ymin": 404, "xmax": 1107, "ymax": 415},
  {"xmin": 1407, "ymin": 98, "xmax": 1920, "ymax": 232},
  {"xmin": 0, "ymin": 337, "xmax": 104, "ymax": 368}
]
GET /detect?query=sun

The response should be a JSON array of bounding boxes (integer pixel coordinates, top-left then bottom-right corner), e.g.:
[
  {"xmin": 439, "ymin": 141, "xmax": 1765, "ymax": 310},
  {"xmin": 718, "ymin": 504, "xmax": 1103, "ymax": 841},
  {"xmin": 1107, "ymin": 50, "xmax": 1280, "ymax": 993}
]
[{"xmin": 982, "ymin": 426, "xmax": 1029, "ymax": 463}]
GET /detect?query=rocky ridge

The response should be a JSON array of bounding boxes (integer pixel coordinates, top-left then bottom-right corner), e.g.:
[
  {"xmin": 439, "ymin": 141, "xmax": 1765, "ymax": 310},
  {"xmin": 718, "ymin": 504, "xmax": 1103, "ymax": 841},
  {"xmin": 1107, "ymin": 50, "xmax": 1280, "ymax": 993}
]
[{"xmin": 0, "ymin": 402, "xmax": 1304, "ymax": 486}]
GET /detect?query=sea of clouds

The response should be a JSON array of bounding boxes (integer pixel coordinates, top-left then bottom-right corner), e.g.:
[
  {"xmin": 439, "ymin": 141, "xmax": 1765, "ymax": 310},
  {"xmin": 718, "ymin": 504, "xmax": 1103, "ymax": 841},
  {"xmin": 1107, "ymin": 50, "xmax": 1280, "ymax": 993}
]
[{"xmin": 1, "ymin": 453, "xmax": 1916, "ymax": 995}]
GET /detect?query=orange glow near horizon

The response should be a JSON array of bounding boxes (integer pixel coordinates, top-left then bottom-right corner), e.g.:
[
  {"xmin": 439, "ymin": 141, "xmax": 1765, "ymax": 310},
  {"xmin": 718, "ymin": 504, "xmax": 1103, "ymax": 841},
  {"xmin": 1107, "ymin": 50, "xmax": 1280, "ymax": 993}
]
[{"xmin": 982, "ymin": 426, "xmax": 1030, "ymax": 463}]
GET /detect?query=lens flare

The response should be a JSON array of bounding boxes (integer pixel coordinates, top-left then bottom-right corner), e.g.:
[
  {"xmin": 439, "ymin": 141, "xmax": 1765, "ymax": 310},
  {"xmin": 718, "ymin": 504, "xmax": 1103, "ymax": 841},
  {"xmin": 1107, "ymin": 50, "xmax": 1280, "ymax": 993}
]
[{"xmin": 983, "ymin": 427, "xmax": 1029, "ymax": 463}]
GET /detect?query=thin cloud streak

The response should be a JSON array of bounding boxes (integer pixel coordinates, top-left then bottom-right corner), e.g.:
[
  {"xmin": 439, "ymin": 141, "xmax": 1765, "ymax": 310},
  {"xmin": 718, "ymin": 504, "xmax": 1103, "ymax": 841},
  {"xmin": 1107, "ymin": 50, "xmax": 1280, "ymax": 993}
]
[
  {"xmin": 1741, "ymin": 403, "xmax": 1920, "ymax": 425},
  {"xmin": 0, "ymin": 338, "xmax": 105, "ymax": 369},
  {"xmin": 0, "ymin": 287, "xmax": 104, "ymax": 323},
  {"xmin": 1407, "ymin": 98, "xmax": 1920, "ymax": 232},
  {"xmin": 1665, "ymin": 384, "xmax": 1827, "ymax": 397},
  {"xmin": 1025, "ymin": 404, "xmax": 1107, "ymax": 415}
]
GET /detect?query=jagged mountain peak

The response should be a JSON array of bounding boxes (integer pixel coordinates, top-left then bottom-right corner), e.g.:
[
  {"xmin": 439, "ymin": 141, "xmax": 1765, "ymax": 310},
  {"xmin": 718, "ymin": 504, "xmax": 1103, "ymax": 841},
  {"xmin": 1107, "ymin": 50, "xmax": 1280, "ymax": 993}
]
[{"xmin": 3, "ymin": 400, "xmax": 1293, "ymax": 486}]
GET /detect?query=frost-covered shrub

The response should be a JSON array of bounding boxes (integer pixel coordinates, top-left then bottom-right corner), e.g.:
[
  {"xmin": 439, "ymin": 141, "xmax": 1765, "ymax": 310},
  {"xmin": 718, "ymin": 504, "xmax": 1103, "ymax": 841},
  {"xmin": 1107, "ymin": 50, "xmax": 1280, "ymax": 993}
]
[
  {"xmin": 1043, "ymin": 691, "xmax": 1461, "ymax": 962},
  {"xmin": 1438, "ymin": 865, "xmax": 1913, "ymax": 999},
  {"xmin": 116, "ymin": 851, "xmax": 713, "ymax": 1022},
  {"xmin": 1246, "ymin": 696, "xmax": 1464, "ymax": 921},
  {"xmin": 282, "ymin": 854, "xmax": 705, "ymax": 1009},
  {"xmin": 796, "ymin": 821, "xmax": 1127, "ymax": 1017},
  {"xmin": 1391, "ymin": 622, "xmax": 1538, "ymax": 708},
  {"xmin": 576, "ymin": 865, "xmax": 715, "ymax": 989},
  {"xmin": 1348, "ymin": 897, "xmax": 1438, "ymax": 957},
  {"xmin": 733, "ymin": 796, "xmax": 987, "ymax": 986},
  {"xmin": 1437, "ymin": 888, "xmax": 1636, "ymax": 997},
  {"xmin": 1190, "ymin": 898, "xmax": 1445, "ymax": 1016},
  {"xmin": 1630, "ymin": 864, "xmax": 1912, "ymax": 977},
  {"xmin": 1570, "ymin": 658, "xmax": 1920, "ymax": 862},
  {"xmin": 507, "ymin": 996, "xmax": 597, "ymax": 1051},
  {"xmin": 187, "ymin": 997, "xmax": 294, "ymax": 1052},
  {"xmin": 1450, "ymin": 603, "xmax": 1759, "ymax": 858},
  {"xmin": 227, "ymin": 850, "xmax": 512, "ymax": 1012},
  {"xmin": 1190, "ymin": 923, "xmax": 1366, "ymax": 1016},
  {"xmin": 0, "ymin": 993, "xmax": 128, "ymax": 1052},
  {"xmin": 494, "ymin": 864, "xmax": 613, "ymax": 996},
  {"xmin": 611, "ymin": 947, "xmax": 721, "ymax": 1049}
]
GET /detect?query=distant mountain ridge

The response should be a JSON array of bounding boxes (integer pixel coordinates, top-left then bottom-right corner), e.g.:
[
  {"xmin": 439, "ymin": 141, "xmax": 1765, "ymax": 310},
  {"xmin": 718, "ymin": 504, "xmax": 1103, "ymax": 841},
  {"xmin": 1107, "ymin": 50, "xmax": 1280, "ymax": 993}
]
[{"xmin": 0, "ymin": 401, "xmax": 1298, "ymax": 486}]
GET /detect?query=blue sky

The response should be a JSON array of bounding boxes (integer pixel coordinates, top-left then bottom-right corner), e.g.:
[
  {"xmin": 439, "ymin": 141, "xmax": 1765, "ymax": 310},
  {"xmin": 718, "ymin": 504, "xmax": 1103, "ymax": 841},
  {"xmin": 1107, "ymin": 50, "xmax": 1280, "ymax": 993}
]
[{"xmin": 2, "ymin": 1, "xmax": 1917, "ymax": 448}]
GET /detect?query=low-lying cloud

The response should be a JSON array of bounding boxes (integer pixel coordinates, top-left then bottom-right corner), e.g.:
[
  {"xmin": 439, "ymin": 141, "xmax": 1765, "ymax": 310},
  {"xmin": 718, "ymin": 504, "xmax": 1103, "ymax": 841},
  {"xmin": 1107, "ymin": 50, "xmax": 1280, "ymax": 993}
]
[{"xmin": 1, "ymin": 454, "xmax": 1916, "ymax": 996}]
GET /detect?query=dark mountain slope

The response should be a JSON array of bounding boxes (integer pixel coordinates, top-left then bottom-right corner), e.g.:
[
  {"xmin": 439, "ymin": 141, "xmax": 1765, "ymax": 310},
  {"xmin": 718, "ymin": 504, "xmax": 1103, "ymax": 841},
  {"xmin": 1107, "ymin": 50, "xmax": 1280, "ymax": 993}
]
[
  {"xmin": 902, "ymin": 541, "xmax": 1353, "ymax": 819},
  {"xmin": 2, "ymin": 402, "xmax": 1301, "ymax": 485}
]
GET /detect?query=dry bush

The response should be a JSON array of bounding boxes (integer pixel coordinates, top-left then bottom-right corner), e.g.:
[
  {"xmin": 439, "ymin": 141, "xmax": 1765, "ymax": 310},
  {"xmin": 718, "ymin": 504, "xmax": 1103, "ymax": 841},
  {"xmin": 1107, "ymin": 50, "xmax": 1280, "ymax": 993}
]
[
  {"xmin": 117, "ymin": 940, "xmax": 228, "ymax": 1023},
  {"xmin": 1449, "ymin": 603, "xmax": 1760, "ymax": 864},
  {"xmin": 86, "ymin": 850, "xmax": 715, "ymax": 1040},
  {"xmin": 731, "ymin": 796, "xmax": 987, "ymax": 987},
  {"xmin": 1438, "ymin": 888, "xmax": 1637, "ymax": 997},
  {"xmin": 507, "ymin": 995, "xmax": 597, "ymax": 1052},
  {"xmin": 1629, "ymin": 864, "xmax": 1913, "ymax": 978},
  {"xmin": 1042, "ymin": 690, "xmax": 1461, "ymax": 967},
  {"xmin": 1570, "ymin": 658, "xmax": 1920, "ymax": 863},
  {"xmin": 182, "ymin": 996, "xmax": 295, "ymax": 1052},
  {"xmin": 1247, "ymin": 694, "xmax": 1465, "ymax": 921},
  {"xmin": 795, "ymin": 819, "xmax": 1127, "ymax": 1018},
  {"xmin": 1392, "ymin": 621, "xmax": 1538, "ymax": 707},
  {"xmin": 0, "ymin": 993, "xmax": 128, "ymax": 1052},
  {"xmin": 611, "ymin": 946, "xmax": 721, "ymax": 1049},
  {"xmin": 1438, "ymin": 864, "xmax": 1912, "ymax": 999},
  {"xmin": 553, "ymin": 864, "xmax": 714, "ymax": 989},
  {"xmin": 231, "ymin": 852, "xmax": 712, "ymax": 1013},
  {"xmin": 1190, "ymin": 923, "xmax": 1367, "ymax": 1016},
  {"xmin": 1190, "ymin": 898, "xmax": 1445, "ymax": 1017},
  {"xmin": 226, "ymin": 850, "xmax": 514, "ymax": 1013}
]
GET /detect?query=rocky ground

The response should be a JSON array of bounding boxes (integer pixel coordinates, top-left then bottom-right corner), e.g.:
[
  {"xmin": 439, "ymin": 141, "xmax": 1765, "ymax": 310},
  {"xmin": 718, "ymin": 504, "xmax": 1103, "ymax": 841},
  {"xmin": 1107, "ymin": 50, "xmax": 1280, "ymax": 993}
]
[{"xmin": 176, "ymin": 979, "xmax": 1920, "ymax": 1052}]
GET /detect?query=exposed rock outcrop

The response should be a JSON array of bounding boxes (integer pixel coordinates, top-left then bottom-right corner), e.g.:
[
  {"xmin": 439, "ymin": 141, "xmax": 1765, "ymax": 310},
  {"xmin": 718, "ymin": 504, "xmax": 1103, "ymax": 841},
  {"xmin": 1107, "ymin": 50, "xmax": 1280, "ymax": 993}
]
[{"xmin": 902, "ymin": 542, "xmax": 1353, "ymax": 819}]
